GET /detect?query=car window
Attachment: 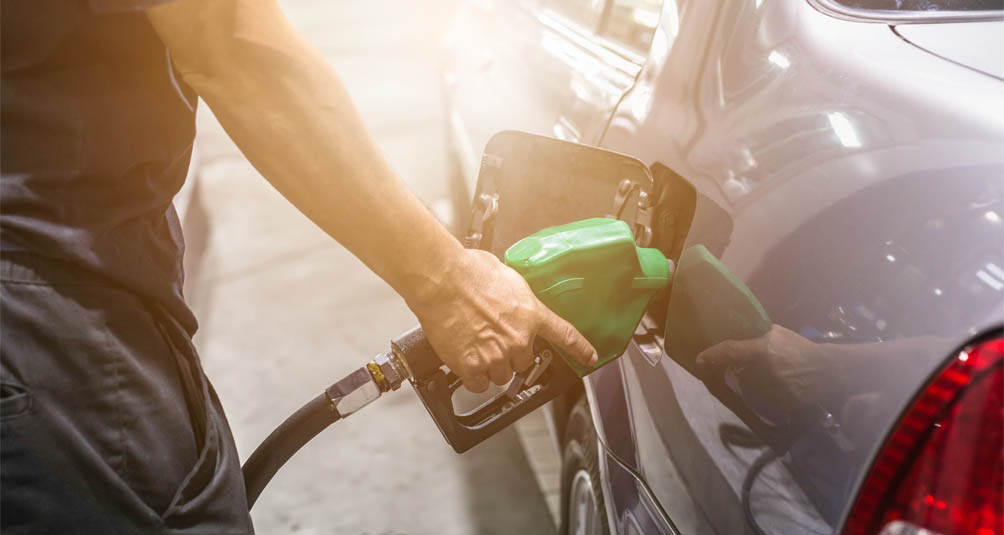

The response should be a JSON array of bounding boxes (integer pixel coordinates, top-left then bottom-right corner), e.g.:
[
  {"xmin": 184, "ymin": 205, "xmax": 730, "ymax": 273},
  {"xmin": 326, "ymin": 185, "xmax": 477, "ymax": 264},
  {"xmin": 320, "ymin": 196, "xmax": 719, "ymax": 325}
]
[
  {"xmin": 543, "ymin": 0, "xmax": 607, "ymax": 31},
  {"xmin": 598, "ymin": 0, "xmax": 663, "ymax": 54},
  {"xmin": 833, "ymin": 0, "xmax": 1002, "ymax": 10}
]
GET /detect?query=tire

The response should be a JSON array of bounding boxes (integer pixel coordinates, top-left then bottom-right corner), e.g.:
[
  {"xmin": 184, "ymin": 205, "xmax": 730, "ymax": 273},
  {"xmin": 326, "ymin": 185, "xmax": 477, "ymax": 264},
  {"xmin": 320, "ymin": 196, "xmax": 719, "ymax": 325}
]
[{"xmin": 560, "ymin": 397, "xmax": 611, "ymax": 535}]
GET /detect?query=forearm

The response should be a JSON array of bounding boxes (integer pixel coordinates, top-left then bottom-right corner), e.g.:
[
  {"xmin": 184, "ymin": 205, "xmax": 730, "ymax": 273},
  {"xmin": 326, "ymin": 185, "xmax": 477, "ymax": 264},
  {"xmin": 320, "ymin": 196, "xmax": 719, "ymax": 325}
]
[
  {"xmin": 171, "ymin": 8, "xmax": 462, "ymax": 308},
  {"xmin": 146, "ymin": 1, "xmax": 597, "ymax": 389},
  {"xmin": 825, "ymin": 335, "xmax": 946, "ymax": 393}
]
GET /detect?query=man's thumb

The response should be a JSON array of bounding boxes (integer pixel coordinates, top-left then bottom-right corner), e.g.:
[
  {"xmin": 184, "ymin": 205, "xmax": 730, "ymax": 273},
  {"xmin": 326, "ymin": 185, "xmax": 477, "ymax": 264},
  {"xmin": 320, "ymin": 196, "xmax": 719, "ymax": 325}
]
[{"xmin": 537, "ymin": 308, "xmax": 597, "ymax": 367}]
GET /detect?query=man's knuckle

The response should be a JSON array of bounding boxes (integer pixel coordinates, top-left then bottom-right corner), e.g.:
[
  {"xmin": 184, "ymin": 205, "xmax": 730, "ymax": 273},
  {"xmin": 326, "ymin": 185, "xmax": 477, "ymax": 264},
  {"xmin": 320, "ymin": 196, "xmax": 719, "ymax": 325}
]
[
  {"xmin": 562, "ymin": 326, "xmax": 578, "ymax": 346},
  {"xmin": 469, "ymin": 372, "xmax": 486, "ymax": 382},
  {"xmin": 462, "ymin": 353, "xmax": 482, "ymax": 369},
  {"xmin": 513, "ymin": 334, "xmax": 531, "ymax": 351}
]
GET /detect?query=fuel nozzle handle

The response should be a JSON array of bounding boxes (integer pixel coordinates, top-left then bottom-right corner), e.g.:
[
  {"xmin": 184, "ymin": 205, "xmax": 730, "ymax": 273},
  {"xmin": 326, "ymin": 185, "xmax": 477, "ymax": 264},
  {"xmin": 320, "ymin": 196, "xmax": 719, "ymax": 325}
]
[{"xmin": 385, "ymin": 325, "xmax": 581, "ymax": 453}]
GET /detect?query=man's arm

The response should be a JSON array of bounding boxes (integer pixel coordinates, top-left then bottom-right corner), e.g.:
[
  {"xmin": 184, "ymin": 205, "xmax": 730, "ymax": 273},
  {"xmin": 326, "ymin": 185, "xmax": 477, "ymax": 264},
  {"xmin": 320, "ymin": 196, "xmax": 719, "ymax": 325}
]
[{"xmin": 145, "ymin": 0, "xmax": 597, "ymax": 392}]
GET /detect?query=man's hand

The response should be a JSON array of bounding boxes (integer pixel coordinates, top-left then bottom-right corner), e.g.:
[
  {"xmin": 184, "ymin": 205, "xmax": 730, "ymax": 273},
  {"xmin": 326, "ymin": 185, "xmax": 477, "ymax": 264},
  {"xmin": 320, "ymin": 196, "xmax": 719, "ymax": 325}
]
[{"xmin": 413, "ymin": 250, "xmax": 597, "ymax": 393}]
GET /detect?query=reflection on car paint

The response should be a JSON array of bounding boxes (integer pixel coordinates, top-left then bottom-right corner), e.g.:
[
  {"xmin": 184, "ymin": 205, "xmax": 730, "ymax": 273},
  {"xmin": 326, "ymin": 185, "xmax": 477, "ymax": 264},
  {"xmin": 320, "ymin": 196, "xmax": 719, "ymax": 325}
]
[
  {"xmin": 444, "ymin": 0, "xmax": 1004, "ymax": 531},
  {"xmin": 605, "ymin": 0, "xmax": 1003, "ymax": 530}
]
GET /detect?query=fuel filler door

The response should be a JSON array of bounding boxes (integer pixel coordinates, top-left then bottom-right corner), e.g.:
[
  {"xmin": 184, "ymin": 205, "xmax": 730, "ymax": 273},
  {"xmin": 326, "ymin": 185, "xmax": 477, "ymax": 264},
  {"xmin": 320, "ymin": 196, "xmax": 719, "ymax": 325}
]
[{"xmin": 464, "ymin": 130, "xmax": 657, "ymax": 254}]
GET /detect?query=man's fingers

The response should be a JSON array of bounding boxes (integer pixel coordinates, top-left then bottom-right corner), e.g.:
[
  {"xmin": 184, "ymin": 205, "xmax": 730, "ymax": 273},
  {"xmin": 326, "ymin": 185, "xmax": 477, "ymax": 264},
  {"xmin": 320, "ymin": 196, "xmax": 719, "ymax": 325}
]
[
  {"xmin": 488, "ymin": 360, "xmax": 514, "ymax": 386},
  {"xmin": 462, "ymin": 373, "xmax": 490, "ymax": 393},
  {"xmin": 537, "ymin": 308, "xmax": 597, "ymax": 367}
]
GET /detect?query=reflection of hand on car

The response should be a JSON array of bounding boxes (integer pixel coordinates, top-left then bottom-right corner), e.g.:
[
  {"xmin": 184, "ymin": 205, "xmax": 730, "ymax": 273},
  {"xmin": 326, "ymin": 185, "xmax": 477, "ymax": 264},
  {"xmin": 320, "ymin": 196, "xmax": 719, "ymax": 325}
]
[
  {"xmin": 696, "ymin": 325, "xmax": 946, "ymax": 446},
  {"xmin": 695, "ymin": 325, "xmax": 836, "ymax": 420}
]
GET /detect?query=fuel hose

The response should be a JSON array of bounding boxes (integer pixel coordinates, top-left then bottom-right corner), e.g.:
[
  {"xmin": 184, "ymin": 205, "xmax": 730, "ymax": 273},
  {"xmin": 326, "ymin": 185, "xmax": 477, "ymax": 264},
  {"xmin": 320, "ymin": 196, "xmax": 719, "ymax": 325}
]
[
  {"xmin": 242, "ymin": 392, "xmax": 341, "ymax": 508},
  {"xmin": 242, "ymin": 363, "xmax": 397, "ymax": 509}
]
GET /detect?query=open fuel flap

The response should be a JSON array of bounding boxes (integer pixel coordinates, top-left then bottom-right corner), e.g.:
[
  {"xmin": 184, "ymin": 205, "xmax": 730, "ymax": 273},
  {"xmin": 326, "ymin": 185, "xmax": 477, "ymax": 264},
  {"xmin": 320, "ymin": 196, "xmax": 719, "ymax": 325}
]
[{"xmin": 463, "ymin": 130, "xmax": 659, "ymax": 256}]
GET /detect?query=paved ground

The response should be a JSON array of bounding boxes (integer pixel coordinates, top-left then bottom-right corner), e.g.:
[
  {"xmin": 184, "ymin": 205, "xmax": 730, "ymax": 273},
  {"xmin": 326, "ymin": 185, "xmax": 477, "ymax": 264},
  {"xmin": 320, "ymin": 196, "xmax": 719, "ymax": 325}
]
[{"xmin": 181, "ymin": 1, "xmax": 559, "ymax": 533}]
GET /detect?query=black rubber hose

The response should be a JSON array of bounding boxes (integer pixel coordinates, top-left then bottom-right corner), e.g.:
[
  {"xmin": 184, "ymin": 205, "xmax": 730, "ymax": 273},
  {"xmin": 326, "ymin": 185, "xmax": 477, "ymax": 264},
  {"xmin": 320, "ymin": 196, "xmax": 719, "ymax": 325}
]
[{"xmin": 242, "ymin": 392, "xmax": 340, "ymax": 509}]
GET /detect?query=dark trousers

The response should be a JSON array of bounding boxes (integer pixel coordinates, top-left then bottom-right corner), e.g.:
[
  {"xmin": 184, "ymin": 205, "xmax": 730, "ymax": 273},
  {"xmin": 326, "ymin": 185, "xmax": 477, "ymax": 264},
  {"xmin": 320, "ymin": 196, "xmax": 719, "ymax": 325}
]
[{"xmin": 1, "ymin": 253, "xmax": 253, "ymax": 534}]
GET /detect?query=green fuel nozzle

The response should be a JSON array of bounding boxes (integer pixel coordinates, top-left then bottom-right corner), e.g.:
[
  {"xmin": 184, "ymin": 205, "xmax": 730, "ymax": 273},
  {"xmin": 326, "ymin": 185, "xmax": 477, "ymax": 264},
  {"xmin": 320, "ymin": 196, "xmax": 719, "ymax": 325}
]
[{"xmin": 504, "ymin": 217, "xmax": 672, "ymax": 376}]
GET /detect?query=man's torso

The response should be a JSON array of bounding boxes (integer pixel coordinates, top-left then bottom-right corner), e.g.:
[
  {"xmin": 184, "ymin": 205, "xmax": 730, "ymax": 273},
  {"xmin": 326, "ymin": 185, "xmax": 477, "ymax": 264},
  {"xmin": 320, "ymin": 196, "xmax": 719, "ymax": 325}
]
[{"xmin": 1, "ymin": 0, "xmax": 200, "ymax": 333}]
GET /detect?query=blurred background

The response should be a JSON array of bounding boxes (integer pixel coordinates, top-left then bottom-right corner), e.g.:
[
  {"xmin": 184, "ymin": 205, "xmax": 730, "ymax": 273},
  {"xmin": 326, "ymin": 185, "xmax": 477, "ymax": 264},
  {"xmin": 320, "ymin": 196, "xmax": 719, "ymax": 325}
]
[{"xmin": 177, "ymin": 1, "xmax": 559, "ymax": 533}]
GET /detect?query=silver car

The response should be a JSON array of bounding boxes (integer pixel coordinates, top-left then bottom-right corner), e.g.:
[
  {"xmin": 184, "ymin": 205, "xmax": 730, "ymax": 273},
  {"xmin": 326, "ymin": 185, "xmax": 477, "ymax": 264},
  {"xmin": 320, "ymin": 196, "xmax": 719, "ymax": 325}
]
[{"xmin": 442, "ymin": 1, "xmax": 1004, "ymax": 534}]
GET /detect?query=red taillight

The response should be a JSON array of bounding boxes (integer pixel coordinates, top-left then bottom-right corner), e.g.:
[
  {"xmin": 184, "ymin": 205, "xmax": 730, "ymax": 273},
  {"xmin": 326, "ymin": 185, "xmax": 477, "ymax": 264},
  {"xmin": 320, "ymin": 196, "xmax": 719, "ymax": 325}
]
[{"xmin": 844, "ymin": 335, "xmax": 1003, "ymax": 535}]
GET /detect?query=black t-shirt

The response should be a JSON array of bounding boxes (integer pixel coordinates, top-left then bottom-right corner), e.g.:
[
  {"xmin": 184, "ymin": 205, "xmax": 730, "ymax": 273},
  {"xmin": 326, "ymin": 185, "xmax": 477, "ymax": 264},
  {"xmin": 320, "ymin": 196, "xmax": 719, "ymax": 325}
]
[{"xmin": 1, "ymin": 0, "xmax": 199, "ymax": 334}]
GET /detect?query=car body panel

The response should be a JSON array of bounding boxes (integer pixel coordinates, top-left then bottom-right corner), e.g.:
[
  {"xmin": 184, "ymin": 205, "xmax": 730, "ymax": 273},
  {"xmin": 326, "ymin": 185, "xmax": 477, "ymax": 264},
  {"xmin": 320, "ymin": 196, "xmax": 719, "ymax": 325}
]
[
  {"xmin": 444, "ymin": 0, "xmax": 1004, "ymax": 532},
  {"xmin": 894, "ymin": 21, "xmax": 1004, "ymax": 80},
  {"xmin": 599, "ymin": 0, "xmax": 1004, "ymax": 532},
  {"xmin": 586, "ymin": 362, "xmax": 681, "ymax": 534}
]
